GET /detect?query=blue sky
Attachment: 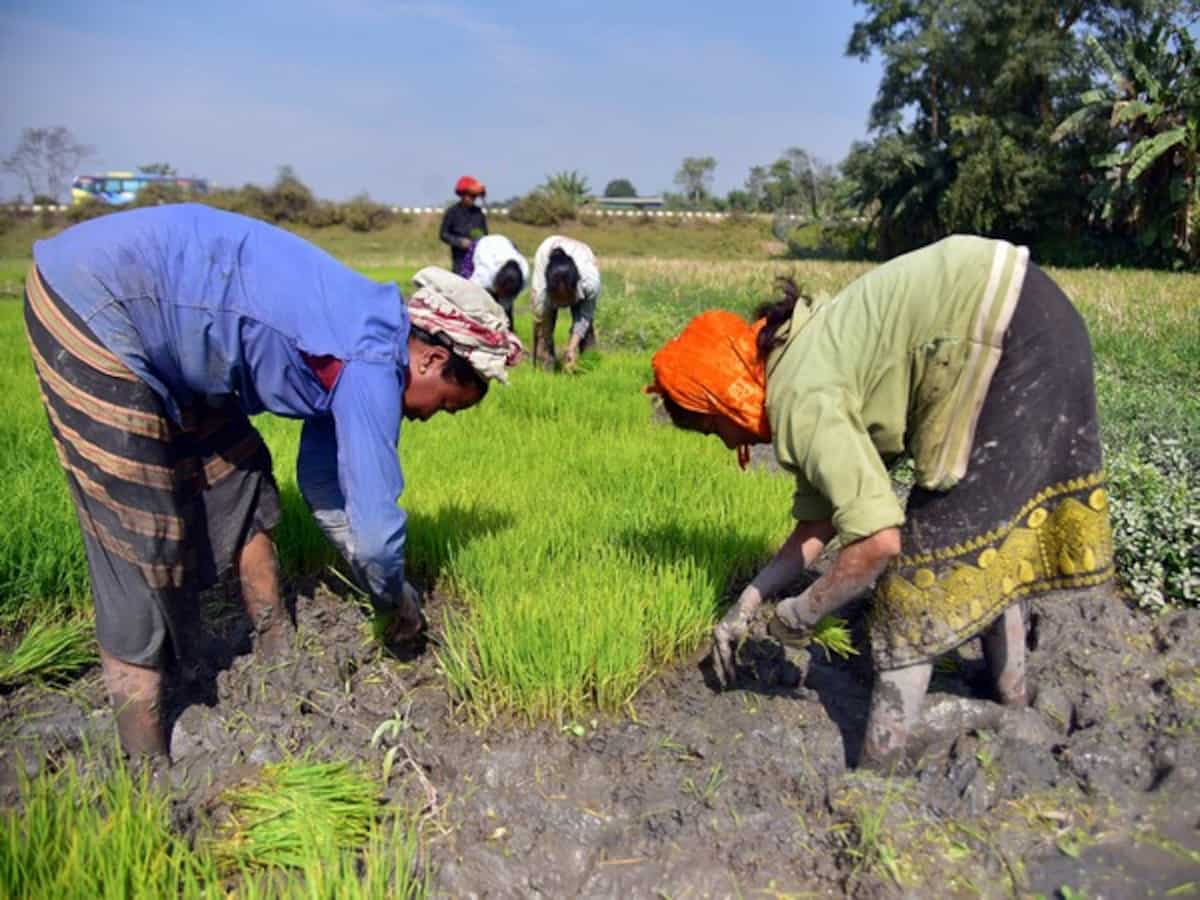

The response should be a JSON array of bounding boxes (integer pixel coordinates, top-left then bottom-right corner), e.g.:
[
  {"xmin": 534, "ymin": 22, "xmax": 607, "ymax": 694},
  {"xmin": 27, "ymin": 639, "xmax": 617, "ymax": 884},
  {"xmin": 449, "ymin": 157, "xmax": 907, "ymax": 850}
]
[{"xmin": 0, "ymin": 1, "xmax": 883, "ymax": 204}]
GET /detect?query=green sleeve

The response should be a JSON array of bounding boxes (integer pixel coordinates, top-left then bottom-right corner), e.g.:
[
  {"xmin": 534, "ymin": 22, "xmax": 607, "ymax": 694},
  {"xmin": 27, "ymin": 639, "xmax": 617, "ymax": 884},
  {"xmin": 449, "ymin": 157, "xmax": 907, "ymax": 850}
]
[{"xmin": 776, "ymin": 389, "xmax": 906, "ymax": 542}]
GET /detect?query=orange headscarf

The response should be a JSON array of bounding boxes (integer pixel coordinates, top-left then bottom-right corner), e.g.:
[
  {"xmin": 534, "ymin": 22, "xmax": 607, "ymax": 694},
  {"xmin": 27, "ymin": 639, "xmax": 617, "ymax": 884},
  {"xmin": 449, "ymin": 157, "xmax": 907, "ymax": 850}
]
[{"xmin": 648, "ymin": 311, "xmax": 771, "ymax": 467}]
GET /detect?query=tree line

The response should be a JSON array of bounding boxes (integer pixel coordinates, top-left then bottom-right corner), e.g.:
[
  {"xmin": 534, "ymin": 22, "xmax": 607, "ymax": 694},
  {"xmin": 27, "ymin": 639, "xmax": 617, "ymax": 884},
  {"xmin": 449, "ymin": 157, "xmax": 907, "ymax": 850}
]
[
  {"xmin": 5, "ymin": 1, "xmax": 1196, "ymax": 266},
  {"xmin": 657, "ymin": 1, "xmax": 1200, "ymax": 268}
]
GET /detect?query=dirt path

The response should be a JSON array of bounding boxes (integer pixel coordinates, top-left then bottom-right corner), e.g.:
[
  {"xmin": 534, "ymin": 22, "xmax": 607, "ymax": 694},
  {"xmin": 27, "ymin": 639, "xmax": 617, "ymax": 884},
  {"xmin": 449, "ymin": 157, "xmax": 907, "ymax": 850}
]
[{"xmin": 3, "ymin": 578, "xmax": 1198, "ymax": 898}]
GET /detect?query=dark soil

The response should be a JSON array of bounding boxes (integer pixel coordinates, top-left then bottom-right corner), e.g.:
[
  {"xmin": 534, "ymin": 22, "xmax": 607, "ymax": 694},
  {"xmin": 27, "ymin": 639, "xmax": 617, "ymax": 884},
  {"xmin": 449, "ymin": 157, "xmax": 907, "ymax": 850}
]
[{"xmin": 2, "ymin": 575, "xmax": 1198, "ymax": 898}]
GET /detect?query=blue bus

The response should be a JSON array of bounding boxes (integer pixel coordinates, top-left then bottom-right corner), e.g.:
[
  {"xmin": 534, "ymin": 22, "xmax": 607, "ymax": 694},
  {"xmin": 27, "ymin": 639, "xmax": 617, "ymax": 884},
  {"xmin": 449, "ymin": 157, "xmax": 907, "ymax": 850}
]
[{"xmin": 71, "ymin": 172, "xmax": 209, "ymax": 206}]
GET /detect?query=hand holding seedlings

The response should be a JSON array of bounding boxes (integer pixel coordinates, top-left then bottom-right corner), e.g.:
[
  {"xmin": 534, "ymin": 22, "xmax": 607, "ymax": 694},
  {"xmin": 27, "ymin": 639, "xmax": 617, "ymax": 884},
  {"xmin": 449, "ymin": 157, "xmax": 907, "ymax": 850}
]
[
  {"xmin": 712, "ymin": 585, "xmax": 763, "ymax": 687},
  {"xmin": 373, "ymin": 582, "xmax": 424, "ymax": 645}
]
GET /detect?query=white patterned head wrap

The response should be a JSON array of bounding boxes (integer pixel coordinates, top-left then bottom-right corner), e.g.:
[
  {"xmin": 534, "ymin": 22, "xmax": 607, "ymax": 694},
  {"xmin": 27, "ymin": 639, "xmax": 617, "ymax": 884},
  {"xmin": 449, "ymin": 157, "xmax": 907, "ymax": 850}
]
[{"xmin": 408, "ymin": 267, "xmax": 524, "ymax": 384}]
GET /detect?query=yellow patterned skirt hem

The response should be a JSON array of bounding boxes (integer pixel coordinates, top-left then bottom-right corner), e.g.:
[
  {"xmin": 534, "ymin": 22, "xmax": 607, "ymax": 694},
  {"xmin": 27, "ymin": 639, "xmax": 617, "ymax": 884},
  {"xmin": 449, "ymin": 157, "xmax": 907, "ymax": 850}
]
[{"xmin": 870, "ymin": 474, "xmax": 1114, "ymax": 670}]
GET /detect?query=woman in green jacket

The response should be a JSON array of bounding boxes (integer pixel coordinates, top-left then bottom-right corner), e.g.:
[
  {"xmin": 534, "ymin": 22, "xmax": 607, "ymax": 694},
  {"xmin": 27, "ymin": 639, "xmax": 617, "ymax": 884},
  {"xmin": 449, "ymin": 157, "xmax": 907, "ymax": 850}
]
[{"xmin": 649, "ymin": 235, "xmax": 1114, "ymax": 768}]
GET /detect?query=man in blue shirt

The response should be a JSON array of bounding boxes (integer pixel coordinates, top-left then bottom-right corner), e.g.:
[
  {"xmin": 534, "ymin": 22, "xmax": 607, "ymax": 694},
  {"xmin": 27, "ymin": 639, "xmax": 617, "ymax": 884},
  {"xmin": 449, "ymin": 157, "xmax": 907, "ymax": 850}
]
[{"xmin": 26, "ymin": 204, "xmax": 522, "ymax": 758}]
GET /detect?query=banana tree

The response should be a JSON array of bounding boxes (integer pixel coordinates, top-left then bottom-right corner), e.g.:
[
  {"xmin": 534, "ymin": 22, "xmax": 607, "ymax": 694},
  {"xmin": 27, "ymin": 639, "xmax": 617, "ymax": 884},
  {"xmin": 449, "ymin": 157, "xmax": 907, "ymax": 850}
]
[{"xmin": 1054, "ymin": 23, "xmax": 1199, "ymax": 265}]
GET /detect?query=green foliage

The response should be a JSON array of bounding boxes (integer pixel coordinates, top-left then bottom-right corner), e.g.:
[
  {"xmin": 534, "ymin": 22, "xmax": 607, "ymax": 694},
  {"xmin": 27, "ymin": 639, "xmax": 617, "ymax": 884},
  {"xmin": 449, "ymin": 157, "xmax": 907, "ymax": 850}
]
[
  {"xmin": 206, "ymin": 166, "xmax": 318, "ymax": 225},
  {"xmin": 940, "ymin": 114, "xmax": 1048, "ymax": 235},
  {"xmin": 1107, "ymin": 438, "xmax": 1200, "ymax": 611},
  {"xmin": 301, "ymin": 199, "xmax": 344, "ymax": 228},
  {"xmin": 787, "ymin": 221, "xmax": 870, "ymax": 260},
  {"xmin": 199, "ymin": 174, "xmax": 391, "ymax": 233},
  {"xmin": 542, "ymin": 169, "xmax": 591, "ymax": 205},
  {"xmin": 603, "ymin": 177, "xmax": 637, "ymax": 197},
  {"xmin": 740, "ymin": 148, "xmax": 843, "ymax": 217},
  {"xmin": 341, "ymin": 193, "xmax": 392, "ymax": 233},
  {"xmin": 132, "ymin": 180, "xmax": 187, "ymax": 207},
  {"xmin": 842, "ymin": 132, "xmax": 950, "ymax": 256},
  {"xmin": 508, "ymin": 188, "xmax": 577, "ymax": 226},
  {"xmin": 205, "ymin": 182, "xmax": 271, "ymax": 219},
  {"xmin": 843, "ymin": 0, "xmax": 1200, "ymax": 265},
  {"xmin": 262, "ymin": 165, "xmax": 315, "ymax": 224},
  {"xmin": 1055, "ymin": 23, "xmax": 1200, "ymax": 266},
  {"xmin": 673, "ymin": 156, "xmax": 717, "ymax": 207},
  {"xmin": 64, "ymin": 196, "xmax": 112, "ymax": 224}
]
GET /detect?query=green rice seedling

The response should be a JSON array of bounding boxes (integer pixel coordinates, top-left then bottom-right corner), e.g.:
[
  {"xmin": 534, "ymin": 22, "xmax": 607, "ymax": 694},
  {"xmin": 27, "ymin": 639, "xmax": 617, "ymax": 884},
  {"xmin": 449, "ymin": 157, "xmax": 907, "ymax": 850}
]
[
  {"xmin": 810, "ymin": 616, "xmax": 858, "ymax": 662},
  {"xmin": 845, "ymin": 779, "xmax": 907, "ymax": 886},
  {"xmin": 212, "ymin": 758, "xmax": 381, "ymax": 873},
  {"xmin": 0, "ymin": 741, "xmax": 428, "ymax": 900},
  {"xmin": 233, "ymin": 814, "xmax": 429, "ymax": 900},
  {"xmin": 0, "ymin": 616, "xmax": 96, "ymax": 685},
  {"xmin": 425, "ymin": 355, "xmax": 792, "ymax": 721},
  {"xmin": 0, "ymin": 746, "xmax": 223, "ymax": 899}
]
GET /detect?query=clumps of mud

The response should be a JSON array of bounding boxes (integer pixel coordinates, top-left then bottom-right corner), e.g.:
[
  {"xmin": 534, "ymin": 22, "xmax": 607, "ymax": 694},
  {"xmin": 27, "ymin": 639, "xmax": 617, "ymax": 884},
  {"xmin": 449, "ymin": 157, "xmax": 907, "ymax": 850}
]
[{"xmin": 2, "ymin": 577, "xmax": 1198, "ymax": 898}]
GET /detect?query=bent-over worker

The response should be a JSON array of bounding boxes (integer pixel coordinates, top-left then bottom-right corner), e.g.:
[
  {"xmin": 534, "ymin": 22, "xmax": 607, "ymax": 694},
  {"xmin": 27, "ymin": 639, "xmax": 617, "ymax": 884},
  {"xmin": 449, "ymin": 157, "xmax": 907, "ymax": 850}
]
[
  {"xmin": 26, "ymin": 204, "xmax": 522, "ymax": 759},
  {"xmin": 648, "ymin": 235, "xmax": 1114, "ymax": 768},
  {"xmin": 464, "ymin": 233, "xmax": 529, "ymax": 331},
  {"xmin": 530, "ymin": 235, "xmax": 600, "ymax": 372}
]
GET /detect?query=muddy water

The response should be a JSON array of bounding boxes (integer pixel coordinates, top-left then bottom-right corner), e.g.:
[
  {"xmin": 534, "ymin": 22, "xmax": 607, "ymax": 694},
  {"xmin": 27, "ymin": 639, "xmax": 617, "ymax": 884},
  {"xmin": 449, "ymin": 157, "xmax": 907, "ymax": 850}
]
[{"xmin": 2, "ymin": 578, "xmax": 1198, "ymax": 898}]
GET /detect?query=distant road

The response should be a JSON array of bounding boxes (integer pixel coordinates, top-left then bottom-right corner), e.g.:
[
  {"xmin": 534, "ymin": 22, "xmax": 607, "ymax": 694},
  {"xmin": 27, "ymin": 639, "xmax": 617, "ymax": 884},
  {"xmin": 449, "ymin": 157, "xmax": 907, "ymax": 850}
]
[{"xmin": 11, "ymin": 203, "xmax": 819, "ymax": 223}]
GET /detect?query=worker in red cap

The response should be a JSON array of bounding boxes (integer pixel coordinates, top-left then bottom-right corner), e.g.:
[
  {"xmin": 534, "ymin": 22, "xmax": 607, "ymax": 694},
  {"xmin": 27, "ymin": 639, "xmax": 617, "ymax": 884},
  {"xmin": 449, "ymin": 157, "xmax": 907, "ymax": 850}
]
[{"xmin": 440, "ymin": 176, "xmax": 489, "ymax": 275}]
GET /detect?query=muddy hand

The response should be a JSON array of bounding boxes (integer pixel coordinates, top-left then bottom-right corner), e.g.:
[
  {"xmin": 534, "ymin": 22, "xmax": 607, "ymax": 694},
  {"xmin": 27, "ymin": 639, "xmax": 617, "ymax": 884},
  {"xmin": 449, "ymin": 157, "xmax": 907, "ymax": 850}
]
[
  {"xmin": 712, "ymin": 606, "xmax": 752, "ymax": 688},
  {"xmin": 374, "ymin": 582, "xmax": 424, "ymax": 644}
]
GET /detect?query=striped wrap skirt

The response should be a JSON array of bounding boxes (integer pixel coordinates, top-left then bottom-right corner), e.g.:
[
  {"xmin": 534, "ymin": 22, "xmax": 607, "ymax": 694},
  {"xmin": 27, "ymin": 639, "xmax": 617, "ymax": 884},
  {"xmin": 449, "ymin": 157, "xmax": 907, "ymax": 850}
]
[{"xmin": 24, "ymin": 267, "xmax": 281, "ymax": 667}]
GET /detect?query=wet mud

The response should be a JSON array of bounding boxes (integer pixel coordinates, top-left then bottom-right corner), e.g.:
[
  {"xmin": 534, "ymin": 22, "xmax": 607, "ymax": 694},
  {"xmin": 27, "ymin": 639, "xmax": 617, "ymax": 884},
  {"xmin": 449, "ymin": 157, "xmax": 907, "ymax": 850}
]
[{"xmin": 2, "ymin": 576, "xmax": 1198, "ymax": 898}]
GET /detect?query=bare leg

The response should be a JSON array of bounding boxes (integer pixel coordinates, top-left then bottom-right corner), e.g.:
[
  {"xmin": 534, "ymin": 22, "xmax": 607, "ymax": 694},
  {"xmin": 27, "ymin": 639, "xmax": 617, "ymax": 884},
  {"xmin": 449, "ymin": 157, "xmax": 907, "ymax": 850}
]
[
  {"xmin": 861, "ymin": 662, "xmax": 932, "ymax": 769},
  {"xmin": 236, "ymin": 530, "xmax": 291, "ymax": 659},
  {"xmin": 981, "ymin": 603, "xmax": 1028, "ymax": 706},
  {"xmin": 100, "ymin": 649, "xmax": 168, "ymax": 758}
]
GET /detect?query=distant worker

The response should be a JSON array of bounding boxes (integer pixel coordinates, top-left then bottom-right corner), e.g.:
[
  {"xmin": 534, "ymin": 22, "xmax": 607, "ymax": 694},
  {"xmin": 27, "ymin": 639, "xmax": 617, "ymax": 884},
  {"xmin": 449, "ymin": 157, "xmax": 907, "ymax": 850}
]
[
  {"xmin": 649, "ymin": 235, "xmax": 1113, "ymax": 770},
  {"xmin": 440, "ymin": 175, "xmax": 489, "ymax": 275},
  {"xmin": 464, "ymin": 234, "xmax": 529, "ymax": 331},
  {"xmin": 25, "ymin": 204, "xmax": 522, "ymax": 759},
  {"xmin": 530, "ymin": 235, "xmax": 601, "ymax": 372}
]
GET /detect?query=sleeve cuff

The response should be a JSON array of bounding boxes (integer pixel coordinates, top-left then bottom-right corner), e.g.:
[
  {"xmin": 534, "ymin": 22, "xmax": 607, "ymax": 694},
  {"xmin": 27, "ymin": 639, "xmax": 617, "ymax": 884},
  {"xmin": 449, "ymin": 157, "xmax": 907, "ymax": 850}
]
[
  {"xmin": 792, "ymin": 491, "xmax": 834, "ymax": 522},
  {"xmin": 830, "ymin": 492, "xmax": 906, "ymax": 543}
]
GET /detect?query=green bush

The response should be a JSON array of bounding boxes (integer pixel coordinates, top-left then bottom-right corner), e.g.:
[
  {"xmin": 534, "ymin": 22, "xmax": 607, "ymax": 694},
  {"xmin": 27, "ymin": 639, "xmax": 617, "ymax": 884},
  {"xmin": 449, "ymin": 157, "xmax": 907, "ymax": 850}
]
[
  {"xmin": 303, "ymin": 200, "xmax": 344, "ymax": 228},
  {"xmin": 205, "ymin": 184, "xmax": 270, "ymax": 220},
  {"xmin": 508, "ymin": 188, "xmax": 576, "ymax": 226},
  {"xmin": 787, "ymin": 220, "xmax": 870, "ymax": 260},
  {"xmin": 64, "ymin": 198, "xmax": 111, "ymax": 224},
  {"xmin": 1108, "ymin": 437, "xmax": 1200, "ymax": 611},
  {"xmin": 341, "ymin": 194, "xmax": 391, "ymax": 233},
  {"xmin": 131, "ymin": 181, "xmax": 186, "ymax": 207},
  {"xmin": 262, "ymin": 167, "xmax": 314, "ymax": 223}
]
